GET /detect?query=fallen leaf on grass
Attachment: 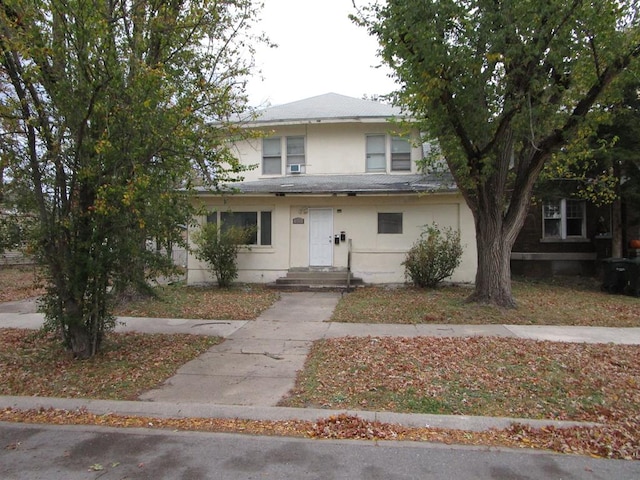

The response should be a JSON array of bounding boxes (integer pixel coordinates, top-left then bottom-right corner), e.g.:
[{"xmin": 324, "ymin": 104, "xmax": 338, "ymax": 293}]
[
  {"xmin": 0, "ymin": 329, "xmax": 221, "ymax": 400},
  {"xmin": 280, "ymin": 336, "xmax": 640, "ymax": 425}
]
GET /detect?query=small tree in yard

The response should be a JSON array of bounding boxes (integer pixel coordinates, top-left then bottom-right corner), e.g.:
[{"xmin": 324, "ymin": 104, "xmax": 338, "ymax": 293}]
[
  {"xmin": 192, "ymin": 222, "xmax": 255, "ymax": 288},
  {"xmin": 0, "ymin": 0, "xmax": 262, "ymax": 358},
  {"xmin": 403, "ymin": 224, "xmax": 463, "ymax": 288}
]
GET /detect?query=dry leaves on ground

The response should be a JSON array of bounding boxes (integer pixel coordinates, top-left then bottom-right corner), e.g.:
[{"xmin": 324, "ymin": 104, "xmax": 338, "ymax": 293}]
[
  {"xmin": 1, "ymin": 409, "xmax": 638, "ymax": 460},
  {"xmin": 113, "ymin": 284, "xmax": 279, "ymax": 320},
  {"xmin": 0, "ymin": 328, "xmax": 221, "ymax": 400},
  {"xmin": 332, "ymin": 282, "xmax": 640, "ymax": 326},
  {"xmin": 0, "ymin": 266, "xmax": 44, "ymax": 303},
  {"xmin": 279, "ymin": 336, "xmax": 640, "ymax": 425}
]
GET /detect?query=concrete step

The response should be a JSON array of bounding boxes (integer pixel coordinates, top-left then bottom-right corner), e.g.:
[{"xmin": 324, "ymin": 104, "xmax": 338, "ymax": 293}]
[
  {"xmin": 274, "ymin": 277, "xmax": 364, "ymax": 286},
  {"xmin": 283, "ymin": 272, "xmax": 353, "ymax": 280},
  {"xmin": 268, "ymin": 269, "xmax": 365, "ymax": 290}
]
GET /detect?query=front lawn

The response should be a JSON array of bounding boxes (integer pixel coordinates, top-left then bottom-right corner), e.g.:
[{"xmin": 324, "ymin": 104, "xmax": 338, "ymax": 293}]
[
  {"xmin": 0, "ymin": 265, "xmax": 45, "ymax": 303},
  {"xmin": 0, "ymin": 266, "xmax": 280, "ymax": 320},
  {"xmin": 0, "ymin": 328, "xmax": 221, "ymax": 400},
  {"xmin": 112, "ymin": 283, "xmax": 280, "ymax": 320},
  {"xmin": 279, "ymin": 336, "xmax": 640, "ymax": 424},
  {"xmin": 332, "ymin": 280, "xmax": 640, "ymax": 326}
]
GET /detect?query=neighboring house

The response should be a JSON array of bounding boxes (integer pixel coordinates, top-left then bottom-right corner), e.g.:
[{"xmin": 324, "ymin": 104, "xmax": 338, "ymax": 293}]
[
  {"xmin": 187, "ymin": 93, "xmax": 477, "ymax": 286},
  {"xmin": 511, "ymin": 197, "xmax": 615, "ymax": 277}
]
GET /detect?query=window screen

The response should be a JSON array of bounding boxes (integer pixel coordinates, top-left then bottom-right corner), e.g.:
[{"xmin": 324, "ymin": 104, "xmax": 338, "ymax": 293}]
[
  {"xmin": 391, "ymin": 136, "xmax": 411, "ymax": 171},
  {"xmin": 263, "ymin": 137, "xmax": 281, "ymax": 175},
  {"xmin": 286, "ymin": 136, "xmax": 305, "ymax": 166},
  {"xmin": 378, "ymin": 213, "xmax": 403, "ymax": 234},
  {"xmin": 366, "ymin": 135, "xmax": 386, "ymax": 172}
]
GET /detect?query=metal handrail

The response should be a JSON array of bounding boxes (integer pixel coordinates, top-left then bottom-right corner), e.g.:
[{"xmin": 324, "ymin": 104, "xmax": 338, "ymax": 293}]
[{"xmin": 347, "ymin": 238, "xmax": 352, "ymax": 292}]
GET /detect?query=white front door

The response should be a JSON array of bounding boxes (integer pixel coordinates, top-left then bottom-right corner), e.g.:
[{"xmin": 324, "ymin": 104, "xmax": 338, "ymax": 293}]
[{"xmin": 309, "ymin": 208, "xmax": 333, "ymax": 266}]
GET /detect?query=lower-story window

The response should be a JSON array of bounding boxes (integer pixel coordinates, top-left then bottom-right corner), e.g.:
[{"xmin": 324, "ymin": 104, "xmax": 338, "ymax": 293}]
[
  {"xmin": 542, "ymin": 199, "xmax": 586, "ymax": 239},
  {"xmin": 207, "ymin": 210, "xmax": 272, "ymax": 246},
  {"xmin": 378, "ymin": 212, "xmax": 403, "ymax": 234}
]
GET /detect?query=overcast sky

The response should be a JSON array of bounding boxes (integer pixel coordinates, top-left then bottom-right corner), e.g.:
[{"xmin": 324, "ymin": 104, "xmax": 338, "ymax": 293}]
[{"xmin": 246, "ymin": 0, "xmax": 397, "ymax": 107}]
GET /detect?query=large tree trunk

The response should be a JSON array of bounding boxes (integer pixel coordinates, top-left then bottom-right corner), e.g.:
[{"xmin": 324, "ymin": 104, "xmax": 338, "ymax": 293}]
[
  {"xmin": 68, "ymin": 323, "xmax": 92, "ymax": 360},
  {"xmin": 466, "ymin": 208, "xmax": 518, "ymax": 308}
]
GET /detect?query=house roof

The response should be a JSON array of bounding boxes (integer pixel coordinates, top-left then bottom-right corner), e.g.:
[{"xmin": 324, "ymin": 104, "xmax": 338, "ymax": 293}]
[
  {"xmin": 201, "ymin": 173, "xmax": 456, "ymax": 196},
  {"xmin": 251, "ymin": 93, "xmax": 405, "ymax": 124}
]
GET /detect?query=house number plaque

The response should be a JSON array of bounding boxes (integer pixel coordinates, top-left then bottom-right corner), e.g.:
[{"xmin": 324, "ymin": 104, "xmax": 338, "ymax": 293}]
[{"xmin": 292, "ymin": 217, "xmax": 305, "ymax": 224}]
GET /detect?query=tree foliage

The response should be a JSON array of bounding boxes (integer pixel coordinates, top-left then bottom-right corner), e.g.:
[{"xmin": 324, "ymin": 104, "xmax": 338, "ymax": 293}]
[
  {"xmin": 357, "ymin": 0, "xmax": 640, "ymax": 307},
  {"xmin": 0, "ymin": 0, "xmax": 261, "ymax": 357},
  {"xmin": 403, "ymin": 223, "xmax": 463, "ymax": 288},
  {"xmin": 539, "ymin": 79, "xmax": 640, "ymax": 255}
]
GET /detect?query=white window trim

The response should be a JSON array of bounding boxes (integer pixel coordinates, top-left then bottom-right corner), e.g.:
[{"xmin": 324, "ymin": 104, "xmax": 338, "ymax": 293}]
[
  {"xmin": 390, "ymin": 136, "xmax": 412, "ymax": 172},
  {"xmin": 366, "ymin": 134, "xmax": 413, "ymax": 173},
  {"xmin": 541, "ymin": 199, "xmax": 587, "ymax": 241},
  {"xmin": 262, "ymin": 137, "xmax": 282, "ymax": 176},
  {"xmin": 262, "ymin": 136, "xmax": 306, "ymax": 176}
]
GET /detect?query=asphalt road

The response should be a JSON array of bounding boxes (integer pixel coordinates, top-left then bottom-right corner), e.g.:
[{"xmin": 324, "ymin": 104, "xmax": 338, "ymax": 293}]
[{"xmin": 1, "ymin": 422, "xmax": 638, "ymax": 479}]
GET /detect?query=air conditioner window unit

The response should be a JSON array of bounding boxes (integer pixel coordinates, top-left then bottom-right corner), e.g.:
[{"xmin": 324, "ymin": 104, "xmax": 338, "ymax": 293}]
[{"xmin": 289, "ymin": 164, "xmax": 302, "ymax": 174}]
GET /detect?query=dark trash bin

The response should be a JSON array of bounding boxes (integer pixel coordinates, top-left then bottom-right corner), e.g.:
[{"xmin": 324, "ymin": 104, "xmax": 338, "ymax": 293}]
[
  {"xmin": 626, "ymin": 257, "xmax": 640, "ymax": 297},
  {"xmin": 601, "ymin": 258, "xmax": 629, "ymax": 294}
]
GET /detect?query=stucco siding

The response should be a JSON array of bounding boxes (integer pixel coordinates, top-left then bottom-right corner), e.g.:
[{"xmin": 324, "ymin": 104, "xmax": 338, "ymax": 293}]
[
  {"xmin": 188, "ymin": 193, "xmax": 477, "ymax": 285},
  {"xmin": 234, "ymin": 122, "xmax": 422, "ymax": 180}
]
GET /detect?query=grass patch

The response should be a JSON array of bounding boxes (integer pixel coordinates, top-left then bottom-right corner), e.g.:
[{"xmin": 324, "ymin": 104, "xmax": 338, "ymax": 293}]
[
  {"xmin": 332, "ymin": 279, "xmax": 640, "ymax": 326},
  {"xmin": 0, "ymin": 328, "xmax": 221, "ymax": 400},
  {"xmin": 279, "ymin": 336, "xmax": 640, "ymax": 424},
  {"xmin": 112, "ymin": 283, "xmax": 279, "ymax": 320}
]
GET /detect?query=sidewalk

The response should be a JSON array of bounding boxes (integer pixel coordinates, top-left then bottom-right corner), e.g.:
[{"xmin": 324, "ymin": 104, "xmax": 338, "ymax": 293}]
[{"xmin": 1, "ymin": 292, "xmax": 639, "ymax": 432}]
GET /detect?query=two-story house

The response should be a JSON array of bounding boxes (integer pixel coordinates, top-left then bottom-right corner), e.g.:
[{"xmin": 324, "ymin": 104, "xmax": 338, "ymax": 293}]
[{"xmin": 187, "ymin": 93, "xmax": 477, "ymax": 286}]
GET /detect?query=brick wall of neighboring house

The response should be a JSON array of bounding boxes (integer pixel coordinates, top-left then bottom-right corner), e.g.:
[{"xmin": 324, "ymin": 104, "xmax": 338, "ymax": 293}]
[{"xmin": 511, "ymin": 202, "xmax": 612, "ymax": 277}]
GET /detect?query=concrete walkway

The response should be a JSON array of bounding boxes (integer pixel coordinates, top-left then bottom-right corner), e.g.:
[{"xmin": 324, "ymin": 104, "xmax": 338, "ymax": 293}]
[
  {"xmin": 1, "ymin": 292, "xmax": 640, "ymax": 431},
  {"xmin": 139, "ymin": 292, "xmax": 339, "ymax": 405}
]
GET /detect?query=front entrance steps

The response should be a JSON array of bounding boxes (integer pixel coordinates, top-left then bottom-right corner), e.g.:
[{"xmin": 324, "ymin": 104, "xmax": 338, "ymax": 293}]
[{"xmin": 269, "ymin": 268, "xmax": 364, "ymax": 291}]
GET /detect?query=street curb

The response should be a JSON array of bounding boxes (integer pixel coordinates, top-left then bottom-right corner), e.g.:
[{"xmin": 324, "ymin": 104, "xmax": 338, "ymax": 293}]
[{"xmin": 0, "ymin": 396, "xmax": 598, "ymax": 432}]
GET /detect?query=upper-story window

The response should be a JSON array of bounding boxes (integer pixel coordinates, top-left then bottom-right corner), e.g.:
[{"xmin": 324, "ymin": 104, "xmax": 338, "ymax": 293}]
[
  {"xmin": 262, "ymin": 136, "xmax": 305, "ymax": 175},
  {"xmin": 366, "ymin": 135, "xmax": 386, "ymax": 172},
  {"xmin": 391, "ymin": 136, "xmax": 411, "ymax": 171},
  {"xmin": 366, "ymin": 134, "xmax": 412, "ymax": 173},
  {"xmin": 542, "ymin": 199, "xmax": 586, "ymax": 239},
  {"xmin": 286, "ymin": 136, "xmax": 305, "ymax": 171},
  {"xmin": 262, "ymin": 137, "xmax": 281, "ymax": 175}
]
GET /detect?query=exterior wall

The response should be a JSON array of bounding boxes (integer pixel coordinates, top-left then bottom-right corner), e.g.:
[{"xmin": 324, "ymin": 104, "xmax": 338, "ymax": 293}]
[
  {"xmin": 511, "ymin": 201, "xmax": 612, "ymax": 277},
  {"xmin": 235, "ymin": 122, "xmax": 422, "ymax": 180},
  {"xmin": 188, "ymin": 192, "xmax": 477, "ymax": 285}
]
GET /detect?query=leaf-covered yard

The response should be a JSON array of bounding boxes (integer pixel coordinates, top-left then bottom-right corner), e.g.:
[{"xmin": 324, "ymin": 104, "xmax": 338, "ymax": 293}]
[
  {"xmin": 2, "ymin": 267, "xmax": 639, "ymax": 459},
  {"xmin": 280, "ymin": 336, "xmax": 640, "ymax": 424},
  {"xmin": 0, "ymin": 329, "xmax": 221, "ymax": 400},
  {"xmin": 112, "ymin": 284, "xmax": 279, "ymax": 320},
  {"xmin": 332, "ymin": 281, "xmax": 640, "ymax": 326},
  {"xmin": 276, "ymin": 335, "xmax": 640, "ymax": 459},
  {"xmin": 0, "ymin": 266, "xmax": 44, "ymax": 303}
]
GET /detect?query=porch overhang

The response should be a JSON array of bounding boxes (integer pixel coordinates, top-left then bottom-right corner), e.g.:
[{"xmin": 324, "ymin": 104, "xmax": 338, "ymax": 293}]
[{"xmin": 196, "ymin": 173, "xmax": 457, "ymax": 197}]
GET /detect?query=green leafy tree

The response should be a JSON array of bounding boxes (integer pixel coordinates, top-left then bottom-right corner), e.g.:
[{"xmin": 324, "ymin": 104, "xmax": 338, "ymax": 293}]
[
  {"xmin": 0, "ymin": 0, "xmax": 261, "ymax": 357},
  {"xmin": 357, "ymin": 0, "xmax": 640, "ymax": 307},
  {"xmin": 541, "ymin": 79, "xmax": 640, "ymax": 256},
  {"xmin": 403, "ymin": 223, "xmax": 463, "ymax": 288},
  {"xmin": 192, "ymin": 221, "xmax": 255, "ymax": 288}
]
